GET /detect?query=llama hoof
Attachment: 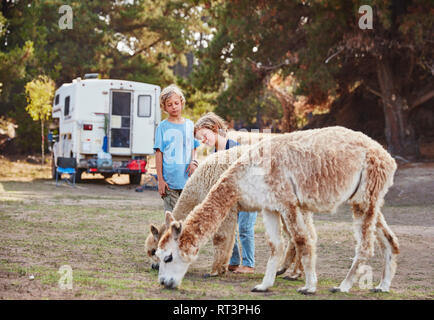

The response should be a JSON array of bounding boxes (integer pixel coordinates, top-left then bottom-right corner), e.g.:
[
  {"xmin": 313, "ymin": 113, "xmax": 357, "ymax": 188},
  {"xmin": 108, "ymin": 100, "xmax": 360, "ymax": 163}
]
[
  {"xmin": 297, "ymin": 287, "xmax": 315, "ymax": 295},
  {"xmin": 151, "ymin": 263, "xmax": 159, "ymax": 270},
  {"xmin": 276, "ymin": 268, "xmax": 287, "ymax": 276},
  {"xmin": 329, "ymin": 287, "xmax": 341, "ymax": 293},
  {"xmin": 283, "ymin": 275, "xmax": 300, "ymax": 281},
  {"xmin": 370, "ymin": 288, "xmax": 389, "ymax": 293},
  {"xmin": 251, "ymin": 285, "xmax": 269, "ymax": 293}
]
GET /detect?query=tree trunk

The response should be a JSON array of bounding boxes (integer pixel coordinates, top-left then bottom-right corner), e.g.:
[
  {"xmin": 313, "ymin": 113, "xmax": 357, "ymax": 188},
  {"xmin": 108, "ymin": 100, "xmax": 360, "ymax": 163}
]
[
  {"xmin": 256, "ymin": 105, "xmax": 263, "ymax": 130},
  {"xmin": 280, "ymin": 98, "xmax": 296, "ymax": 132},
  {"xmin": 376, "ymin": 58, "xmax": 419, "ymax": 158},
  {"xmin": 41, "ymin": 119, "xmax": 45, "ymax": 165},
  {"xmin": 268, "ymin": 84, "xmax": 297, "ymax": 132}
]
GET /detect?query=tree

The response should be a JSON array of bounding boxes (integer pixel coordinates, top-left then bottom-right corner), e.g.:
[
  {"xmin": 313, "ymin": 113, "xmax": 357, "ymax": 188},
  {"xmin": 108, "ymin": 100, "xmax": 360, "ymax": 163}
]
[
  {"xmin": 25, "ymin": 76, "xmax": 55, "ymax": 164},
  {"xmin": 297, "ymin": 0, "xmax": 434, "ymax": 158},
  {"xmin": 192, "ymin": 0, "xmax": 434, "ymax": 158},
  {"xmin": 0, "ymin": 11, "xmax": 34, "ymax": 109},
  {"xmin": 1, "ymin": 0, "xmax": 211, "ymax": 153},
  {"xmin": 191, "ymin": 0, "xmax": 308, "ymax": 130}
]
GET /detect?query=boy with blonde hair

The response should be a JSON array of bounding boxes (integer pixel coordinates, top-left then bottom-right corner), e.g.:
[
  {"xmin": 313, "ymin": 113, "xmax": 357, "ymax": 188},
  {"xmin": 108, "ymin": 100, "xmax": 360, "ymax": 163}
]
[{"xmin": 154, "ymin": 84, "xmax": 200, "ymax": 212}]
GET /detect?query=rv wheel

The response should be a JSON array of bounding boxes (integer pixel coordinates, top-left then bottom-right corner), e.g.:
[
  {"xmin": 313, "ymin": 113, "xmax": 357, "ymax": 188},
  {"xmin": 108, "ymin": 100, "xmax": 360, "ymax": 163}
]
[{"xmin": 129, "ymin": 173, "xmax": 142, "ymax": 185}]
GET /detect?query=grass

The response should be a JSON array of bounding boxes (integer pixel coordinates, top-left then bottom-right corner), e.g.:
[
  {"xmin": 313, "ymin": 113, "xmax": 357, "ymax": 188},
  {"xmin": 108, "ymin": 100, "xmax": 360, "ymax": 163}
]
[
  {"xmin": 0, "ymin": 195, "xmax": 430, "ymax": 300},
  {"xmin": 0, "ymin": 159, "xmax": 433, "ymax": 300}
]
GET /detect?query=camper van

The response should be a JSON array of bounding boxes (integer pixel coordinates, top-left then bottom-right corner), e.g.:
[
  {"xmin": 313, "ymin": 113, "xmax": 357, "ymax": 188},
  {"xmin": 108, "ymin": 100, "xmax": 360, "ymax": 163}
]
[{"xmin": 50, "ymin": 74, "xmax": 161, "ymax": 184}]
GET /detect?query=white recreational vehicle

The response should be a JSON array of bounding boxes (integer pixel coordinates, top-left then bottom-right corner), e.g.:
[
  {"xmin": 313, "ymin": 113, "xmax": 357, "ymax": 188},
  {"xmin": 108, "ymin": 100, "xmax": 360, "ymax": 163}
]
[{"xmin": 50, "ymin": 74, "xmax": 161, "ymax": 184}]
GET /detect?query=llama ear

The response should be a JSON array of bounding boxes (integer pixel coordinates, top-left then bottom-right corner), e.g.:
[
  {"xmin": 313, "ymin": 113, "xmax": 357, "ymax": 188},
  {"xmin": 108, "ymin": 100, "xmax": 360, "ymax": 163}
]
[
  {"xmin": 150, "ymin": 224, "xmax": 159, "ymax": 241},
  {"xmin": 165, "ymin": 211, "xmax": 175, "ymax": 227},
  {"xmin": 170, "ymin": 221, "xmax": 182, "ymax": 241}
]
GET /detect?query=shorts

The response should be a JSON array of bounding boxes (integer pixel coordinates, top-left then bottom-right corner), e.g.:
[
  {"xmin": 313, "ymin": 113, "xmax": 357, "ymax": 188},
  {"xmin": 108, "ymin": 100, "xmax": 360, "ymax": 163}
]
[{"xmin": 162, "ymin": 188, "xmax": 183, "ymax": 212}]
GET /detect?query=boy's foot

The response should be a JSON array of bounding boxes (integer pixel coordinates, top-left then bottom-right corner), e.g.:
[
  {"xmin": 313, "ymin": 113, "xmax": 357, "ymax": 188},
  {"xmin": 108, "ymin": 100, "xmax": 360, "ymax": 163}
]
[
  {"xmin": 233, "ymin": 266, "xmax": 254, "ymax": 274},
  {"xmin": 228, "ymin": 265, "xmax": 239, "ymax": 272}
]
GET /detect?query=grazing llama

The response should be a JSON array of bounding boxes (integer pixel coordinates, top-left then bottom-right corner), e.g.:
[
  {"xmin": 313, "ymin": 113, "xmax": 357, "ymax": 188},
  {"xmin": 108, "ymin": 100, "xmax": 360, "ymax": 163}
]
[
  {"xmin": 156, "ymin": 126, "xmax": 399, "ymax": 294},
  {"xmin": 146, "ymin": 144, "xmax": 302, "ymax": 278}
]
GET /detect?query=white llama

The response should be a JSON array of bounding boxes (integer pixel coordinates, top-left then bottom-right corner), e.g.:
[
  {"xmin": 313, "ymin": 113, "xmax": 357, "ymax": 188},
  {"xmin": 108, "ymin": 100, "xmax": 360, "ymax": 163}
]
[
  {"xmin": 155, "ymin": 126, "xmax": 399, "ymax": 294},
  {"xmin": 146, "ymin": 144, "xmax": 302, "ymax": 278}
]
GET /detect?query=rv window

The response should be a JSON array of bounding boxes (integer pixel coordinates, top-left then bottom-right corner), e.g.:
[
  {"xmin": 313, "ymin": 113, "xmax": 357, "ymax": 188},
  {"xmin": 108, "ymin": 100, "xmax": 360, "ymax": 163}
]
[
  {"xmin": 111, "ymin": 129, "xmax": 130, "ymax": 148},
  {"xmin": 138, "ymin": 95, "xmax": 151, "ymax": 117},
  {"xmin": 112, "ymin": 92, "xmax": 131, "ymax": 116},
  {"xmin": 64, "ymin": 96, "xmax": 70, "ymax": 116},
  {"xmin": 55, "ymin": 94, "xmax": 59, "ymax": 105},
  {"xmin": 121, "ymin": 117, "xmax": 130, "ymax": 128}
]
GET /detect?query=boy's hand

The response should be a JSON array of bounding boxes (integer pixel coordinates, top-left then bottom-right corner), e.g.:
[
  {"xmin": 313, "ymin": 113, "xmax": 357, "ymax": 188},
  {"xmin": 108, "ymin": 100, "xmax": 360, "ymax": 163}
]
[
  {"xmin": 158, "ymin": 179, "xmax": 169, "ymax": 196},
  {"xmin": 186, "ymin": 160, "xmax": 198, "ymax": 177}
]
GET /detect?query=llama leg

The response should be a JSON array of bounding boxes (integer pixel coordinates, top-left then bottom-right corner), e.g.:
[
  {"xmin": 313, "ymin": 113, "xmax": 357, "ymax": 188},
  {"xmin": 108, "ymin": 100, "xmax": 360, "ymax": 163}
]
[
  {"xmin": 331, "ymin": 149, "xmax": 396, "ymax": 293},
  {"xmin": 282, "ymin": 206, "xmax": 317, "ymax": 294},
  {"xmin": 372, "ymin": 213, "xmax": 399, "ymax": 292},
  {"xmin": 277, "ymin": 240, "xmax": 296, "ymax": 276},
  {"xmin": 281, "ymin": 238, "xmax": 306, "ymax": 281},
  {"xmin": 251, "ymin": 209, "xmax": 284, "ymax": 292},
  {"xmin": 285, "ymin": 251, "xmax": 304, "ymax": 281},
  {"xmin": 281, "ymin": 215, "xmax": 310, "ymax": 281},
  {"xmin": 284, "ymin": 212, "xmax": 315, "ymax": 281},
  {"xmin": 331, "ymin": 203, "xmax": 378, "ymax": 293},
  {"xmin": 208, "ymin": 207, "xmax": 238, "ymax": 277},
  {"xmin": 276, "ymin": 217, "xmax": 296, "ymax": 276}
]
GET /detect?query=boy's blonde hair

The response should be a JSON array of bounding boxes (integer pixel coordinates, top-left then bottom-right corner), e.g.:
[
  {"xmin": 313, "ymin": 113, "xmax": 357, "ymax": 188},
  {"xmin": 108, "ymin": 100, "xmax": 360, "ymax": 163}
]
[
  {"xmin": 160, "ymin": 84, "xmax": 186, "ymax": 111},
  {"xmin": 194, "ymin": 112, "xmax": 228, "ymax": 137}
]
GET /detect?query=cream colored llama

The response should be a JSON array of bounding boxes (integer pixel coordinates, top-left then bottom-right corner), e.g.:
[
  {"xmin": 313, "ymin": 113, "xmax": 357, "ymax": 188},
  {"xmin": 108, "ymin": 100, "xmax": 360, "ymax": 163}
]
[
  {"xmin": 146, "ymin": 144, "xmax": 302, "ymax": 278},
  {"xmin": 156, "ymin": 126, "xmax": 399, "ymax": 294}
]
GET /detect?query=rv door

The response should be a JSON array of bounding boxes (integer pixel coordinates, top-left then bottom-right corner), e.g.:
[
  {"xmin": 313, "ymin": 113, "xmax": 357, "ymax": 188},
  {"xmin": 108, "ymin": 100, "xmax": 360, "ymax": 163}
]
[
  {"xmin": 131, "ymin": 91, "xmax": 156, "ymax": 155},
  {"xmin": 109, "ymin": 90, "xmax": 132, "ymax": 155}
]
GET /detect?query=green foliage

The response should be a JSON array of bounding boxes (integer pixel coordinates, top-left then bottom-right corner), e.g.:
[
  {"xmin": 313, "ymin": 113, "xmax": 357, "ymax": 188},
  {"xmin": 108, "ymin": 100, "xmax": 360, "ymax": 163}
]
[
  {"xmin": 2, "ymin": 0, "xmax": 432, "ymax": 153},
  {"xmin": 191, "ymin": 0, "xmax": 309, "ymax": 126},
  {"xmin": 0, "ymin": 22, "xmax": 34, "ymax": 105},
  {"xmin": 189, "ymin": 0, "xmax": 433, "ymax": 134},
  {"xmin": 7, "ymin": 107, "xmax": 42, "ymax": 154},
  {"xmin": 24, "ymin": 75, "xmax": 54, "ymax": 159},
  {"xmin": 25, "ymin": 76, "xmax": 55, "ymax": 122},
  {"xmin": 176, "ymin": 77, "xmax": 217, "ymax": 122},
  {"xmin": 1, "ymin": 0, "xmax": 214, "ymax": 153}
]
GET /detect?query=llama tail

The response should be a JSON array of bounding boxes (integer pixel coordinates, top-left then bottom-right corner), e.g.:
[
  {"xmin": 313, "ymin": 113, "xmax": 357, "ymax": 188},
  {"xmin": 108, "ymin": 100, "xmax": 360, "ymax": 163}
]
[{"xmin": 351, "ymin": 148, "xmax": 397, "ymax": 210}]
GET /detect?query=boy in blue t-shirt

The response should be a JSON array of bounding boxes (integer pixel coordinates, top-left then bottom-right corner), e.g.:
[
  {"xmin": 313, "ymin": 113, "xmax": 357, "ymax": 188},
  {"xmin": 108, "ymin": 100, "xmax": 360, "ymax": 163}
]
[{"xmin": 154, "ymin": 84, "xmax": 200, "ymax": 212}]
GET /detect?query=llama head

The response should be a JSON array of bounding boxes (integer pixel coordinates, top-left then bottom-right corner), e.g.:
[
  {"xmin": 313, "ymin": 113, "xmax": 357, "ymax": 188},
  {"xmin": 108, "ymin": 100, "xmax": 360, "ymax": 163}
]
[
  {"xmin": 145, "ymin": 224, "xmax": 161, "ymax": 268},
  {"xmin": 145, "ymin": 212, "xmax": 176, "ymax": 269},
  {"xmin": 156, "ymin": 211, "xmax": 197, "ymax": 289}
]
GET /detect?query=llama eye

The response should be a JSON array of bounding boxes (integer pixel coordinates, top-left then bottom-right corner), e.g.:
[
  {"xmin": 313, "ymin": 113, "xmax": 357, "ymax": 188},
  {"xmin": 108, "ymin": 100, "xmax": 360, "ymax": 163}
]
[
  {"xmin": 164, "ymin": 254, "xmax": 173, "ymax": 263},
  {"xmin": 151, "ymin": 249, "xmax": 156, "ymax": 256}
]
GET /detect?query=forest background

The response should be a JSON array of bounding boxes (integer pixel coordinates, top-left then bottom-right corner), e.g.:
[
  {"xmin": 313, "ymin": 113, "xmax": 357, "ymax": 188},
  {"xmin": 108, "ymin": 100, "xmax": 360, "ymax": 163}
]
[{"xmin": 0, "ymin": 0, "xmax": 433, "ymax": 160}]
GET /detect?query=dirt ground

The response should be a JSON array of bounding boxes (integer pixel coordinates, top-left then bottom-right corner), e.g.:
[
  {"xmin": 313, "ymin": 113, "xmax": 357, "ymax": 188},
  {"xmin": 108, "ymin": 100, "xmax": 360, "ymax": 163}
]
[{"xmin": 0, "ymin": 156, "xmax": 433, "ymax": 300}]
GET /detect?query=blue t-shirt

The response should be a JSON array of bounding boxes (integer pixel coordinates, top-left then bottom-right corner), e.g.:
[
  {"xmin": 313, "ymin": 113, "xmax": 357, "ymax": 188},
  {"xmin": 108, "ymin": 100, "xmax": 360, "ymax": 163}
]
[
  {"xmin": 215, "ymin": 139, "xmax": 240, "ymax": 152},
  {"xmin": 154, "ymin": 119, "xmax": 200, "ymax": 190},
  {"xmin": 225, "ymin": 139, "xmax": 240, "ymax": 150}
]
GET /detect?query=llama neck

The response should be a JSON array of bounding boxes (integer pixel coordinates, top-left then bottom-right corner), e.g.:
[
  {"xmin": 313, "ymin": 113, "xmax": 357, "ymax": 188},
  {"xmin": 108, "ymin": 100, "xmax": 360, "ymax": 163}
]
[
  {"xmin": 172, "ymin": 186, "xmax": 199, "ymax": 220},
  {"xmin": 178, "ymin": 169, "xmax": 241, "ymax": 255}
]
